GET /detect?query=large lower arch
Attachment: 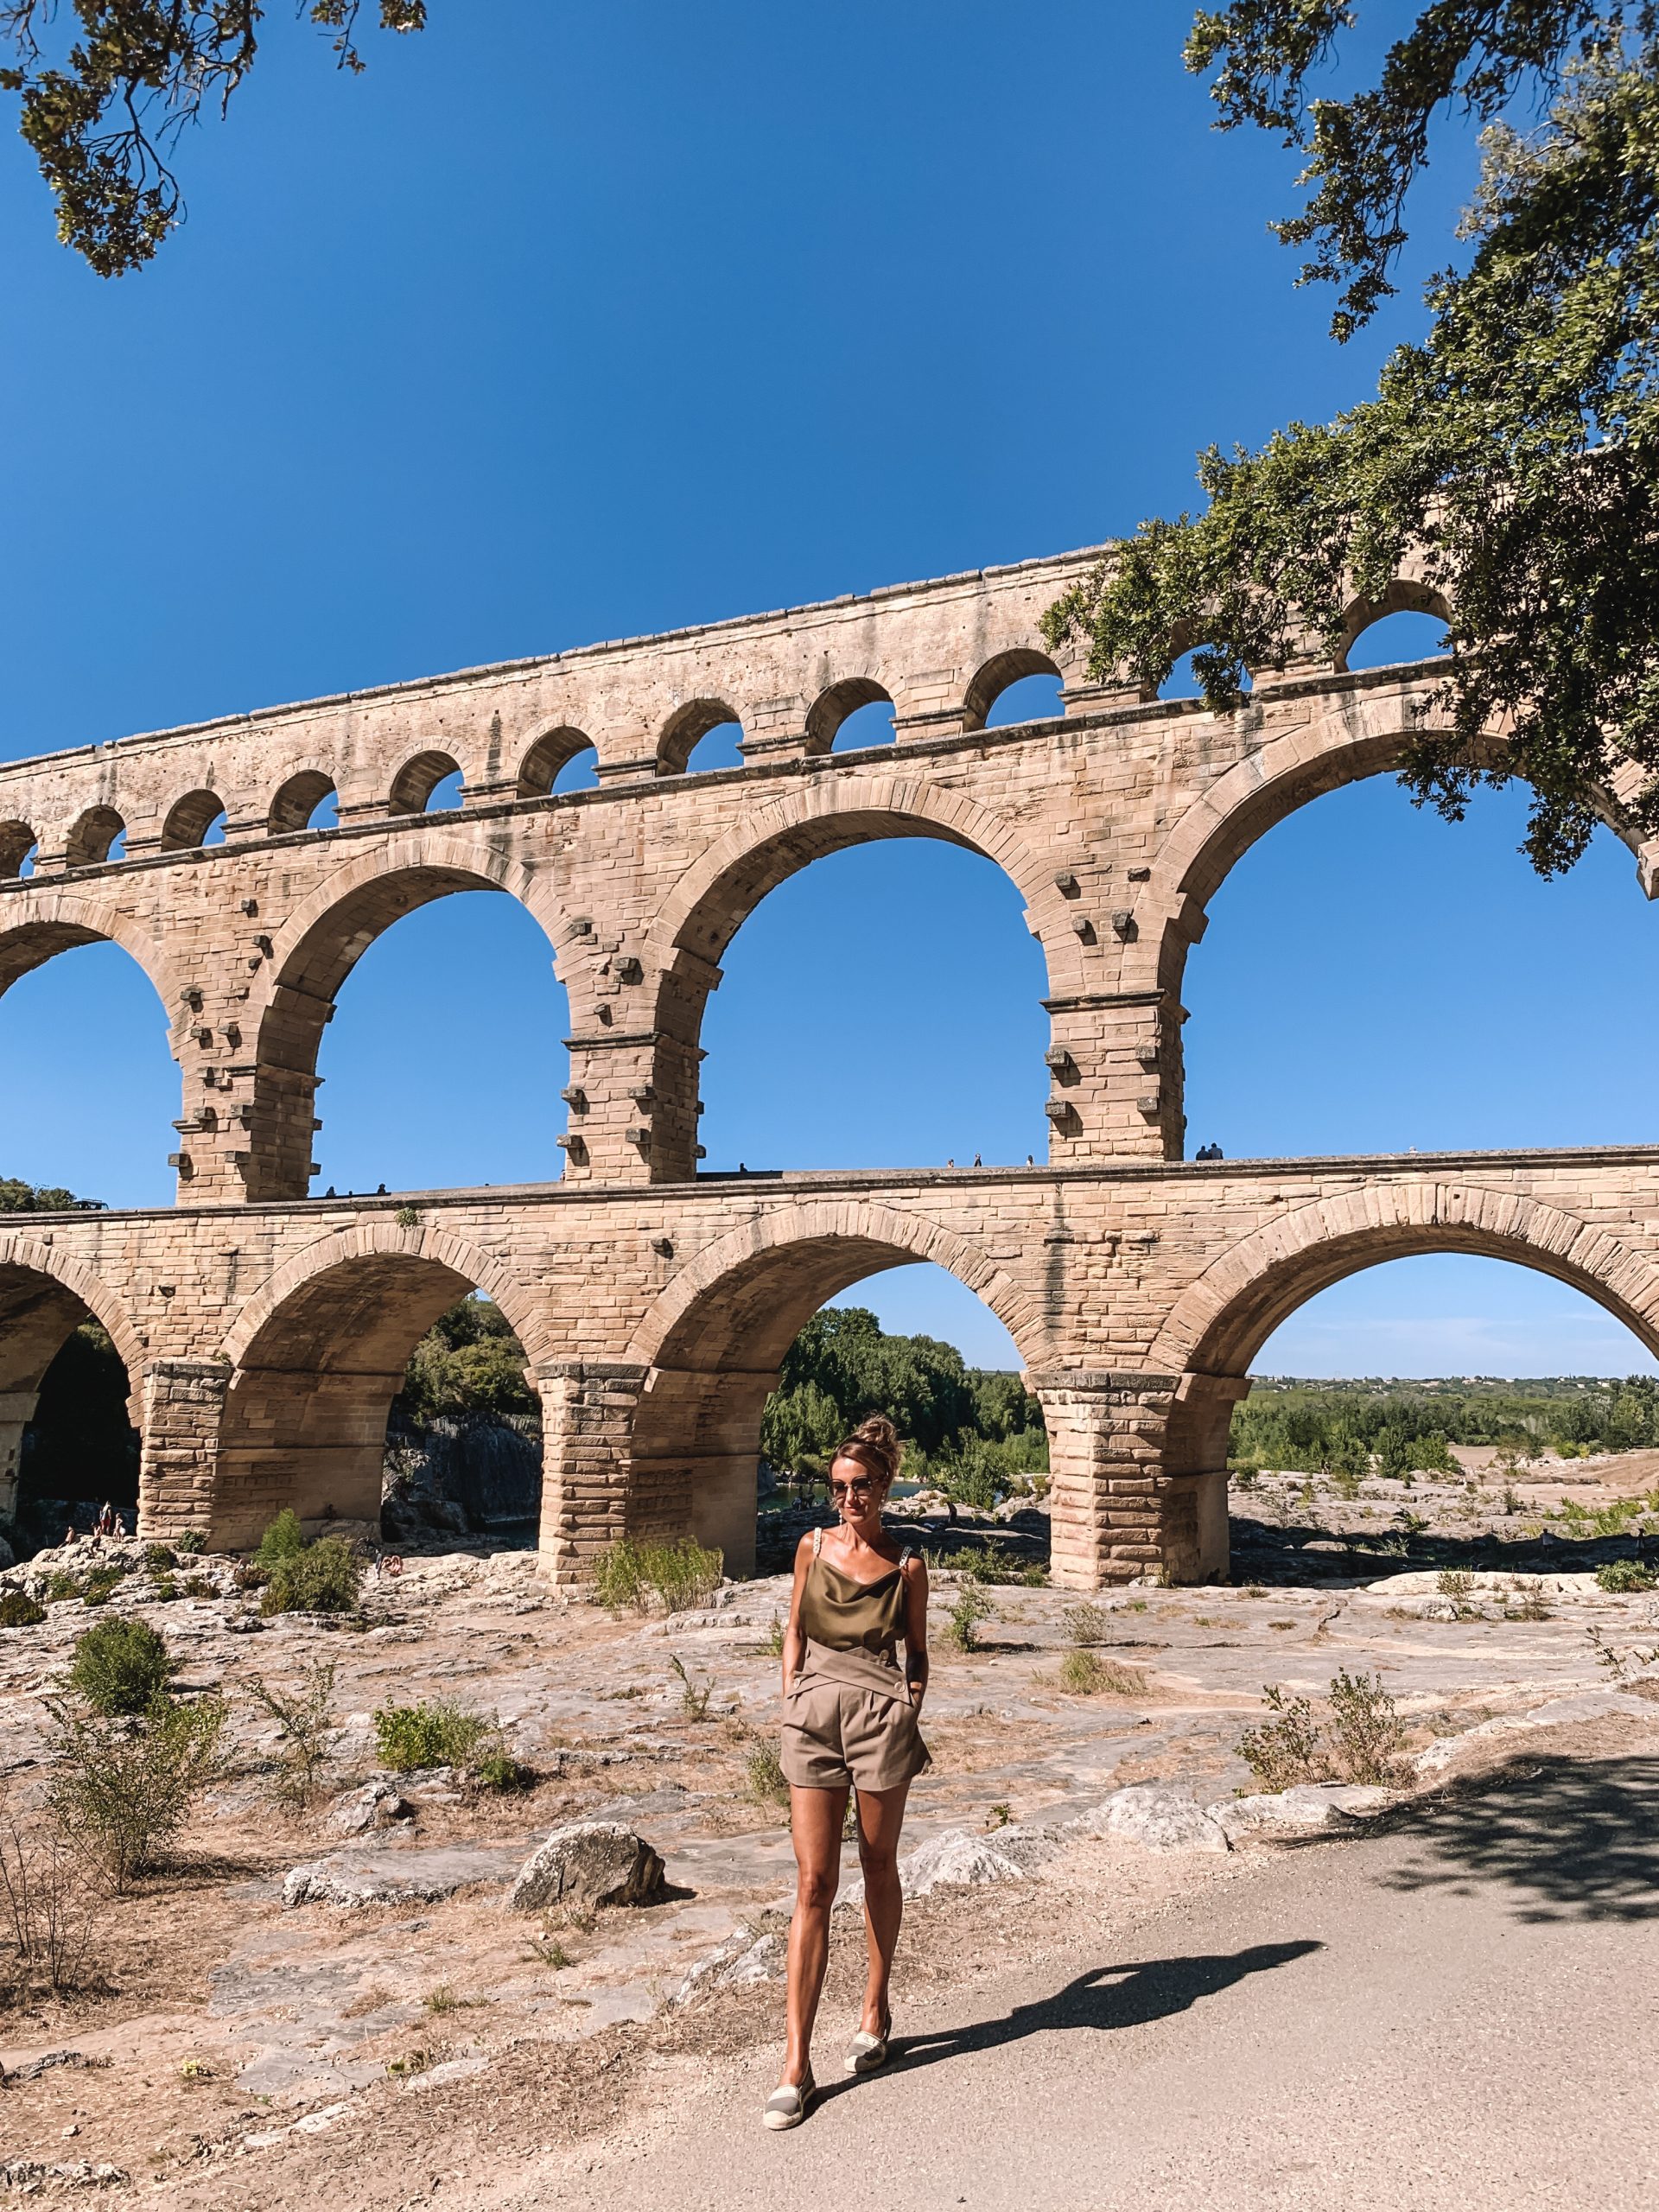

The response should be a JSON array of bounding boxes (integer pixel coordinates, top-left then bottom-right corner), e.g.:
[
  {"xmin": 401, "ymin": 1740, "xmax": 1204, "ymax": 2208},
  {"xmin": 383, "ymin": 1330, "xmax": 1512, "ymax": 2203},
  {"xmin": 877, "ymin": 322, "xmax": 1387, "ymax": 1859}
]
[
  {"xmin": 0, "ymin": 1233, "xmax": 144, "ymax": 1521},
  {"xmin": 246, "ymin": 835, "xmax": 575, "ymax": 1201},
  {"xmin": 638, "ymin": 778, "xmax": 1073, "ymax": 1180},
  {"xmin": 1145, "ymin": 1180, "xmax": 1659, "ymax": 1583},
  {"xmin": 535, "ymin": 1200, "xmax": 1044, "ymax": 1582},
  {"xmin": 207, "ymin": 1223, "xmax": 545, "ymax": 1550}
]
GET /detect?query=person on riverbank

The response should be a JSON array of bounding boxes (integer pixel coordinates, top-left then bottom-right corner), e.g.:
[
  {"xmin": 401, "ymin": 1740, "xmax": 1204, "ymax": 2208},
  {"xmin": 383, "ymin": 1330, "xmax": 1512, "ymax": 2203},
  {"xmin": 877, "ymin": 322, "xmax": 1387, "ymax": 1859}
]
[{"xmin": 764, "ymin": 1414, "xmax": 930, "ymax": 2130}]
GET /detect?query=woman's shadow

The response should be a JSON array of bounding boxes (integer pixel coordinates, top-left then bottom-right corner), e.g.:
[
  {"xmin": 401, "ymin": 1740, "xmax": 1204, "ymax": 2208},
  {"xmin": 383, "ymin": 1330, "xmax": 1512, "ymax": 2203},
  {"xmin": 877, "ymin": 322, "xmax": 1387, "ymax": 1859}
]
[{"xmin": 817, "ymin": 1940, "xmax": 1322, "ymax": 2102}]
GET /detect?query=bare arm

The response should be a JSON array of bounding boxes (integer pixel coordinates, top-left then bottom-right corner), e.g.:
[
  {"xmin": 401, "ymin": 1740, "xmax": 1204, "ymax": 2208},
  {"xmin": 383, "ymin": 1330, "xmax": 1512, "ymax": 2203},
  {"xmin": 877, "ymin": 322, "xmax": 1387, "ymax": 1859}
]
[
  {"xmin": 902, "ymin": 1554, "xmax": 930, "ymax": 1709},
  {"xmin": 780, "ymin": 1532, "xmax": 813, "ymax": 1700}
]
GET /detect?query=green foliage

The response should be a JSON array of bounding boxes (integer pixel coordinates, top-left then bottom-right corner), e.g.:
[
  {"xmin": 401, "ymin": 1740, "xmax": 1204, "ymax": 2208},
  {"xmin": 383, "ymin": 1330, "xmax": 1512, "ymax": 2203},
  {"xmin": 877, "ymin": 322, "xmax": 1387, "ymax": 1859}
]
[
  {"xmin": 473, "ymin": 1751, "xmax": 534, "ymax": 1792},
  {"xmin": 591, "ymin": 1536, "xmax": 723, "ymax": 1617},
  {"xmin": 1047, "ymin": 7, "xmax": 1659, "ymax": 877},
  {"xmin": 1061, "ymin": 1601, "xmax": 1112, "ymax": 1647},
  {"xmin": 1058, "ymin": 1648, "xmax": 1146, "ymax": 1696},
  {"xmin": 0, "ymin": 1590, "xmax": 46, "ymax": 1629},
  {"xmin": 747, "ymin": 1736, "xmax": 791, "ymax": 1808},
  {"xmin": 760, "ymin": 1307, "xmax": 1047, "ymax": 1491},
  {"xmin": 259, "ymin": 1535, "xmax": 363, "ymax": 1616},
  {"xmin": 1596, "ymin": 1557, "xmax": 1657, "ymax": 1592},
  {"xmin": 45, "ymin": 1693, "xmax": 226, "ymax": 1890},
  {"xmin": 1230, "ymin": 1377, "xmax": 1659, "ymax": 1473},
  {"xmin": 245, "ymin": 1661, "xmax": 338, "ymax": 1810},
  {"xmin": 0, "ymin": 3, "xmax": 429, "ymax": 278},
  {"xmin": 68, "ymin": 1616, "xmax": 172, "ymax": 1715},
  {"xmin": 256, "ymin": 1510, "xmax": 307, "ymax": 1567},
  {"xmin": 144, "ymin": 1544, "xmax": 175, "ymax": 1575},
  {"xmin": 942, "ymin": 1578, "xmax": 992, "ymax": 1654},
  {"xmin": 373, "ymin": 1699, "xmax": 496, "ymax": 1773},
  {"xmin": 394, "ymin": 1298, "xmax": 536, "ymax": 1425},
  {"xmin": 175, "ymin": 1529, "xmax": 205, "ymax": 1555},
  {"xmin": 0, "ymin": 1176, "xmax": 99, "ymax": 1212},
  {"xmin": 668, "ymin": 1653, "xmax": 714, "ymax": 1719},
  {"xmin": 79, "ymin": 1564, "xmax": 125, "ymax": 1607},
  {"xmin": 1237, "ymin": 1668, "xmax": 1408, "ymax": 1791}
]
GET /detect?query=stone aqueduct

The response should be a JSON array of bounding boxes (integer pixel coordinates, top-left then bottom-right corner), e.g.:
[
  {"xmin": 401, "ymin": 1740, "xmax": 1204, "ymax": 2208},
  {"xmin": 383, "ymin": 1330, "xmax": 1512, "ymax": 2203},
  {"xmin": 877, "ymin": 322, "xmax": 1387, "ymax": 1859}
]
[{"xmin": 2, "ymin": 546, "xmax": 1657, "ymax": 1586}]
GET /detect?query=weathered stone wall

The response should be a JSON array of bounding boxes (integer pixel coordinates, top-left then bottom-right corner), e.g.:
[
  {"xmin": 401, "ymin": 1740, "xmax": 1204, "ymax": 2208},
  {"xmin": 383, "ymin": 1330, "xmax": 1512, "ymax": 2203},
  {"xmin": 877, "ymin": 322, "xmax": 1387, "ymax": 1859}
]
[{"xmin": 3, "ymin": 548, "xmax": 1656, "ymax": 1583}]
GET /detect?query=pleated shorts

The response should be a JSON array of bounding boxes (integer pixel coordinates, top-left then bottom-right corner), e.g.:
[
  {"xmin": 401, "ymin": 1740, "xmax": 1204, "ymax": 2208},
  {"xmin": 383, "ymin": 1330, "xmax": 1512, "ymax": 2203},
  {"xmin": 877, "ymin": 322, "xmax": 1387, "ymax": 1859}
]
[{"xmin": 781, "ymin": 1674, "xmax": 930, "ymax": 1793}]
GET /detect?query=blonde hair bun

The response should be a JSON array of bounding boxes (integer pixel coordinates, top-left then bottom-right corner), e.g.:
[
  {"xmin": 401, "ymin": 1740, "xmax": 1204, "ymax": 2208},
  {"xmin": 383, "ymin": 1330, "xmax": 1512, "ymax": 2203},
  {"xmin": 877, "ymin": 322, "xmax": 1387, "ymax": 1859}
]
[{"xmin": 834, "ymin": 1413, "xmax": 903, "ymax": 1487}]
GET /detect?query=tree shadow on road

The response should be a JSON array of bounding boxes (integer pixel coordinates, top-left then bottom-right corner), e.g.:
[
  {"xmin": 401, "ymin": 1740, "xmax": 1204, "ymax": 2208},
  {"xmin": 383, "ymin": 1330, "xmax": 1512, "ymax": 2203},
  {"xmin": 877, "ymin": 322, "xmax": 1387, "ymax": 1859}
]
[
  {"xmin": 1378, "ymin": 1750, "xmax": 1659, "ymax": 1923},
  {"xmin": 883, "ymin": 1940, "xmax": 1322, "ymax": 2083}
]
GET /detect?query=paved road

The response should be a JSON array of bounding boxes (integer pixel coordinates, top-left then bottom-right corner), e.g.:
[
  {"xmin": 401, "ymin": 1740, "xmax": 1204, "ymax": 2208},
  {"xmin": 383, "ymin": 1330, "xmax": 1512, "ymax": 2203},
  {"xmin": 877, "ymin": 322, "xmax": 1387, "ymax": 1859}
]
[{"xmin": 529, "ymin": 1751, "xmax": 1659, "ymax": 2212}]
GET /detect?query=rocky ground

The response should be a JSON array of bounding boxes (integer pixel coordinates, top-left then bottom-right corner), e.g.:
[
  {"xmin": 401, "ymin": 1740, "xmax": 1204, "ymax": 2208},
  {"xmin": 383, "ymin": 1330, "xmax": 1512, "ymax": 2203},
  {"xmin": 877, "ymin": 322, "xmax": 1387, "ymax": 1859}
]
[{"xmin": 1, "ymin": 1452, "xmax": 1656, "ymax": 2202}]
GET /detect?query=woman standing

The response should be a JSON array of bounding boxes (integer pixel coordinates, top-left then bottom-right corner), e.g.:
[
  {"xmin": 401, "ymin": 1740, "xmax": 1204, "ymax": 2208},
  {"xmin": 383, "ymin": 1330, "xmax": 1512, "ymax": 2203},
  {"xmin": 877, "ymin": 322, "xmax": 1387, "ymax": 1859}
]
[{"xmin": 763, "ymin": 1414, "xmax": 930, "ymax": 2130}]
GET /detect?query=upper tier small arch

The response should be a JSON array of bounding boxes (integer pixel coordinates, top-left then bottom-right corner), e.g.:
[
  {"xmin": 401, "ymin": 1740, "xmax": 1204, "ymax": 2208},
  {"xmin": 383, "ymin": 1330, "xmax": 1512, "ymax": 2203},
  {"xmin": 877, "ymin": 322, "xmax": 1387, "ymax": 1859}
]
[
  {"xmin": 1333, "ymin": 579, "xmax": 1452, "ymax": 675},
  {"xmin": 65, "ymin": 807, "xmax": 125, "ymax": 868},
  {"xmin": 518, "ymin": 728, "xmax": 594, "ymax": 797},
  {"xmin": 658, "ymin": 700, "xmax": 743, "ymax": 777},
  {"xmin": 805, "ymin": 678, "xmax": 893, "ymax": 756},
  {"xmin": 0, "ymin": 821, "xmax": 35, "ymax": 880},
  {"xmin": 269, "ymin": 770, "xmax": 338, "ymax": 835},
  {"xmin": 963, "ymin": 648, "xmax": 1065, "ymax": 733},
  {"xmin": 160, "ymin": 789, "xmax": 226, "ymax": 852},
  {"xmin": 388, "ymin": 752, "xmax": 464, "ymax": 816}
]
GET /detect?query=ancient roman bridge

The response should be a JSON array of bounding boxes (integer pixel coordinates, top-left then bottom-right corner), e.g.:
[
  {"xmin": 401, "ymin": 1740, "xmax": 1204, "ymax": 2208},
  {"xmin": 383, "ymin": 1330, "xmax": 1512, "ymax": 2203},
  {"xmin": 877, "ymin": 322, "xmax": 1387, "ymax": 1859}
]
[{"xmin": 2, "ymin": 547, "xmax": 1656, "ymax": 1585}]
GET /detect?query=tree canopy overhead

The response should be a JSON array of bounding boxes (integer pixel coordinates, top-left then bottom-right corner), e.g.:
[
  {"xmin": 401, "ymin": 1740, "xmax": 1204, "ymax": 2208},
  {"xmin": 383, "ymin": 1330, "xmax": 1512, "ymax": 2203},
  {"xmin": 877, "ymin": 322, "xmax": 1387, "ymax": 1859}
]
[
  {"xmin": 1, "ymin": 2, "xmax": 427, "ymax": 277},
  {"xmin": 1046, "ymin": 4, "xmax": 1659, "ymax": 878}
]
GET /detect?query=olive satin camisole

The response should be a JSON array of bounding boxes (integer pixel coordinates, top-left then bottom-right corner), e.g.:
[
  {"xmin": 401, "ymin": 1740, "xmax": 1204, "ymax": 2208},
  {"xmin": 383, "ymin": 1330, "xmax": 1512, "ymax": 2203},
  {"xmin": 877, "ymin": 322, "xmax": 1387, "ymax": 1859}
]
[{"xmin": 799, "ymin": 1541, "xmax": 910, "ymax": 1656}]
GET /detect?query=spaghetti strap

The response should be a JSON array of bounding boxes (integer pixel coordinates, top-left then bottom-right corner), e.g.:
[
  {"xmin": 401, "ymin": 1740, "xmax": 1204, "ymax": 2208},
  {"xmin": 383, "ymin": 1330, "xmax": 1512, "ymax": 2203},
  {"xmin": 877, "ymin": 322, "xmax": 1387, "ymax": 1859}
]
[{"xmin": 812, "ymin": 1527, "xmax": 823, "ymax": 1558}]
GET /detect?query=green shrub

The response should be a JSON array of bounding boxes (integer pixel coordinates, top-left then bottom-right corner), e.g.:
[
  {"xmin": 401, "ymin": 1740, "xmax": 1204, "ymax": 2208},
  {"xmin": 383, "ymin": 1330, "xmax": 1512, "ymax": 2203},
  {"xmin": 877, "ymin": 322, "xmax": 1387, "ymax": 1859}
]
[
  {"xmin": 259, "ymin": 1535, "xmax": 363, "ymax": 1616},
  {"xmin": 45, "ymin": 1694, "xmax": 226, "ymax": 1890},
  {"xmin": 245, "ymin": 1660, "xmax": 338, "ymax": 1810},
  {"xmin": 255, "ymin": 1510, "xmax": 307, "ymax": 1569},
  {"xmin": 43, "ymin": 1571, "xmax": 81, "ymax": 1604},
  {"xmin": 182, "ymin": 1574, "xmax": 217, "ymax": 1599},
  {"xmin": 79, "ymin": 1564, "xmax": 127, "ymax": 1608},
  {"xmin": 373, "ymin": 1699, "xmax": 496, "ymax": 1773},
  {"xmin": 175, "ymin": 1529, "xmax": 206, "ymax": 1555},
  {"xmin": 1237, "ymin": 1685, "xmax": 1329, "ymax": 1791},
  {"xmin": 1237, "ymin": 1669, "xmax": 1407, "ymax": 1792},
  {"xmin": 144, "ymin": 1544, "xmax": 176, "ymax": 1576},
  {"xmin": 1596, "ymin": 1557, "xmax": 1656, "ymax": 1593},
  {"xmin": 1060, "ymin": 1601, "xmax": 1111, "ymax": 1647},
  {"xmin": 1058, "ymin": 1648, "xmax": 1146, "ymax": 1696},
  {"xmin": 591, "ymin": 1536, "xmax": 723, "ymax": 1616},
  {"xmin": 746, "ymin": 1737, "xmax": 790, "ymax": 1808},
  {"xmin": 0, "ymin": 1589, "xmax": 47, "ymax": 1629},
  {"xmin": 942, "ymin": 1578, "xmax": 992, "ymax": 1654},
  {"xmin": 68, "ymin": 1616, "xmax": 172, "ymax": 1715},
  {"xmin": 474, "ymin": 1752, "xmax": 534, "ymax": 1792}
]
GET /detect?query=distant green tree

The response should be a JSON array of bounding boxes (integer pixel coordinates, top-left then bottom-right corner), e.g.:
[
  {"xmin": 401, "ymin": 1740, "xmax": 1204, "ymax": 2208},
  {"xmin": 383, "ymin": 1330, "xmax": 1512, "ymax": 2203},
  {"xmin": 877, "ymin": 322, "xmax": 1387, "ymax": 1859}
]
[
  {"xmin": 392, "ymin": 1297, "xmax": 535, "ymax": 1425},
  {"xmin": 0, "ymin": 1177, "xmax": 98, "ymax": 1212}
]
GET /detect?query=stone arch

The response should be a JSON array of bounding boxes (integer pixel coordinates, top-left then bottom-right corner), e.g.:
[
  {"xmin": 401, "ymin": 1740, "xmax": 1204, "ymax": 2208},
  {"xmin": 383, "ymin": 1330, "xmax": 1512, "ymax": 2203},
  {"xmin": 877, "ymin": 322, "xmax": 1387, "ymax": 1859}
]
[
  {"xmin": 388, "ymin": 750, "xmax": 463, "ymax": 817},
  {"xmin": 160, "ymin": 788, "xmax": 226, "ymax": 852},
  {"xmin": 804, "ymin": 677, "xmax": 893, "ymax": 756},
  {"xmin": 0, "ymin": 1230, "xmax": 147, "ymax": 1386},
  {"xmin": 0, "ymin": 821, "xmax": 35, "ymax": 880},
  {"xmin": 1333, "ymin": 576, "xmax": 1452, "ymax": 674},
  {"xmin": 1149, "ymin": 1181, "xmax": 1659, "ymax": 1380},
  {"xmin": 0, "ymin": 1234, "xmax": 145, "ymax": 1517},
  {"xmin": 658, "ymin": 699, "xmax": 742, "ymax": 777},
  {"xmin": 518, "ymin": 727, "xmax": 594, "ymax": 797},
  {"xmin": 0, "ymin": 889, "xmax": 175, "ymax": 1012},
  {"xmin": 638, "ymin": 776, "xmax": 1073, "ymax": 1179},
  {"xmin": 245, "ymin": 834, "xmax": 575, "ymax": 1202},
  {"xmin": 572, "ymin": 1201, "xmax": 1042, "ymax": 1578},
  {"xmin": 963, "ymin": 647, "xmax": 1065, "ymax": 733},
  {"xmin": 211, "ymin": 1221, "xmax": 545, "ymax": 1549},
  {"xmin": 64, "ymin": 806, "xmax": 125, "ymax": 868},
  {"xmin": 268, "ymin": 768, "xmax": 338, "ymax": 835}
]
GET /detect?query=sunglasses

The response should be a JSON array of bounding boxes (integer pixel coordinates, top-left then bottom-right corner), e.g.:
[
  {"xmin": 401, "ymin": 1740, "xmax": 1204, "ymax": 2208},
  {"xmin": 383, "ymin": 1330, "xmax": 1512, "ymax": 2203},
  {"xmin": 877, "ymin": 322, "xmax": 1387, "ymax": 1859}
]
[{"xmin": 830, "ymin": 1477, "xmax": 878, "ymax": 1499}]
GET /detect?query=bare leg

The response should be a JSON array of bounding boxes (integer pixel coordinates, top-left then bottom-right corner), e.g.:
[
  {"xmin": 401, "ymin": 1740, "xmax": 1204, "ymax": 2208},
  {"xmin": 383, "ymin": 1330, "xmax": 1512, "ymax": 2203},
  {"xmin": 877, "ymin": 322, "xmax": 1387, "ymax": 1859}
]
[
  {"xmin": 854, "ymin": 1780, "xmax": 911, "ymax": 2035},
  {"xmin": 782, "ymin": 1783, "xmax": 849, "ymax": 2085}
]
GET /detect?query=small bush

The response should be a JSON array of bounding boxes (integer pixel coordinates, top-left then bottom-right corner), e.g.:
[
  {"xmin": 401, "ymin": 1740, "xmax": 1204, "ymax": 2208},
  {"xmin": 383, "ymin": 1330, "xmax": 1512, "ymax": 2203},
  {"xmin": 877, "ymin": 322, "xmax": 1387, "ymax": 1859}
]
[
  {"xmin": 245, "ymin": 1660, "xmax": 338, "ymax": 1810},
  {"xmin": 1058, "ymin": 1649, "xmax": 1146, "ymax": 1696},
  {"xmin": 1596, "ymin": 1558, "xmax": 1656, "ymax": 1593},
  {"xmin": 68, "ymin": 1616, "xmax": 173, "ymax": 1716},
  {"xmin": 1061, "ymin": 1601, "xmax": 1111, "ymax": 1647},
  {"xmin": 0, "ymin": 1590, "xmax": 46, "ymax": 1630},
  {"xmin": 182, "ymin": 1574, "xmax": 216, "ymax": 1599},
  {"xmin": 1436, "ymin": 1568, "xmax": 1480, "ymax": 1618},
  {"xmin": 746, "ymin": 1737, "xmax": 790, "ymax": 1808},
  {"xmin": 44, "ymin": 1571, "xmax": 81, "ymax": 1603},
  {"xmin": 260, "ymin": 1535, "xmax": 363, "ymax": 1616},
  {"xmin": 79, "ymin": 1565, "xmax": 126, "ymax": 1608},
  {"xmin": 373, "ymin": 1699, "xmax": 496, "ymax": 1773},
  {"xmin": 474, "ymin": 1751, "xmax": 534, "ymax": 1792},
  {"xmin": 0, "ymin": 1803, "xmax": 102, "ymax": 2000},
  {"xmin": 1236, "ymin": 1669, "xmax": 1406, "ymax": 1791},
  {"xmin": 45, "ymin": 1694, "xmax": 226, "ymax": 1890},
  {"xmin": 175, "ymin": 1530, "xmax": 206, "ymax": 1556},
  {"xmin": 1505, "ymin": 1578, "xmax": 1553, "ymax": 1622},
  {"xmin": 668, "ymin": 1653, "xmax": 713, "ymax": 1719},
  {"xmin": 144, "ymin": 1544, "xmax": 176, "ymax": 1576},
  {"xmin": 591, "ymin": 1536, "xmax": 723, "ymax": 1617},
  {"xmin": 255, "ymin": 1510, "xmax": 307, "ymax": 1569},
  {"xmin": 942, "ymin": 1579, "xmax": 992, "ymax": 1654}
]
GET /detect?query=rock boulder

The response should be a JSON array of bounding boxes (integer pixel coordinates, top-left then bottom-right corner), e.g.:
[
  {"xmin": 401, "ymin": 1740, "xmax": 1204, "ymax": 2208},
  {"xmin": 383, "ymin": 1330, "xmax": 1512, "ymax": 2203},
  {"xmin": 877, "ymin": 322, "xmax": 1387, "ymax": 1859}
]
[{"xmin": 506, "ymin": 1821, "xmax": 665, "ymax": 1915}]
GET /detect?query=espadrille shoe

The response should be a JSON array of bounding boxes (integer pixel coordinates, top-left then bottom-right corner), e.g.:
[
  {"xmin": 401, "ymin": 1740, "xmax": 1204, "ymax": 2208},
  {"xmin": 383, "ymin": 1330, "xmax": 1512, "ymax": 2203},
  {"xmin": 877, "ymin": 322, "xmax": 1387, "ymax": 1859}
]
[
  {"xmin": 762, "ymin": 2069, "xmax": 815, "ymax": 2130},
  {"xmin": 844, "ymin": 2016, "xmax": 892, "ymax": 2075}
]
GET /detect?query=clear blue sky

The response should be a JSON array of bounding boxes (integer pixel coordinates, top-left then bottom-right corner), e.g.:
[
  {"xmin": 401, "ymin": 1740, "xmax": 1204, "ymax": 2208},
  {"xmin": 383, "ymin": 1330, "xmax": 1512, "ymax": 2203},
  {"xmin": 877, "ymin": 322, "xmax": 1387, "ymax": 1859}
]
[{"xmin": 1, "ymin": 3, "xmax": 1653, "ymax": 1377}]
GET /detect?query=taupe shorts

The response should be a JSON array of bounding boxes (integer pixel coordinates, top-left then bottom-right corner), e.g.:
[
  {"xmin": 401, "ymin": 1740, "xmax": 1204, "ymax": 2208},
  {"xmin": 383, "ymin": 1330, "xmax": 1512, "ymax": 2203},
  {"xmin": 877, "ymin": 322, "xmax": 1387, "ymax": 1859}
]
[{"xmin": 781, "ymin": 1675, "xmax": 930, "ymax": 1793}]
